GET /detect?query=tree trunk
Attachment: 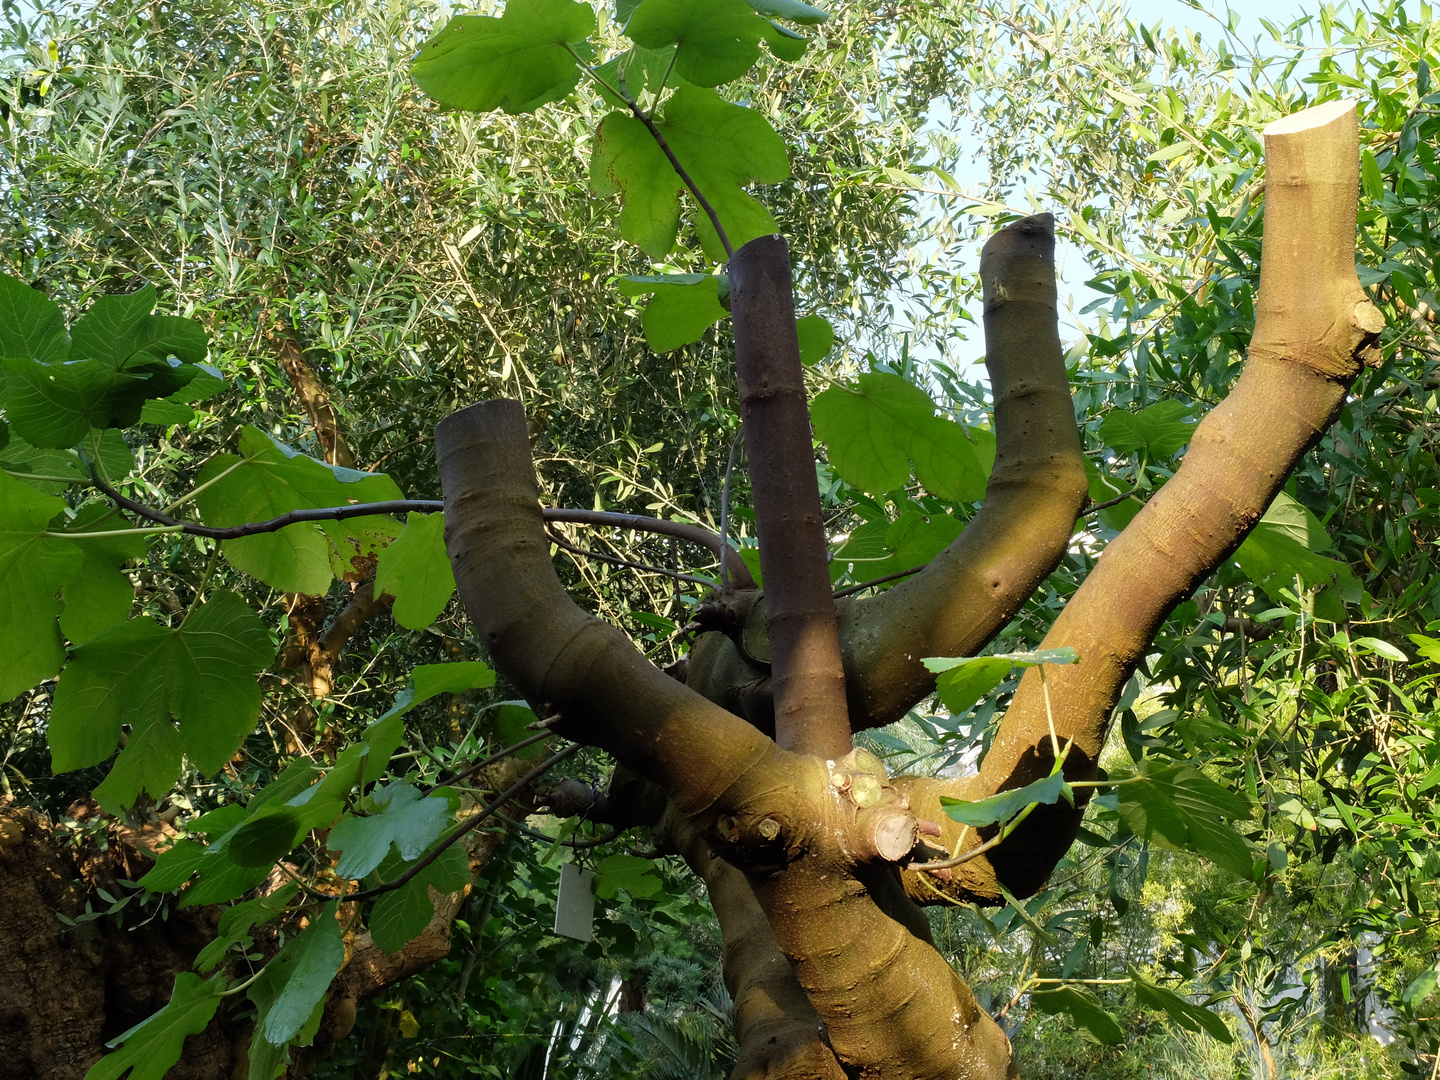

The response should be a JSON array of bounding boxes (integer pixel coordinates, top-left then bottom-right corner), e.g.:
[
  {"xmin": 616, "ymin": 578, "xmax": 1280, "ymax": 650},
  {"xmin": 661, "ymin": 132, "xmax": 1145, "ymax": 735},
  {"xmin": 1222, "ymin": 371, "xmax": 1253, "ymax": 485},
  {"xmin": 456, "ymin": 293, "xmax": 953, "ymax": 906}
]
[{"xmin": 436, "ymin": 99, "xmax": 1376, "ymax": 1079}]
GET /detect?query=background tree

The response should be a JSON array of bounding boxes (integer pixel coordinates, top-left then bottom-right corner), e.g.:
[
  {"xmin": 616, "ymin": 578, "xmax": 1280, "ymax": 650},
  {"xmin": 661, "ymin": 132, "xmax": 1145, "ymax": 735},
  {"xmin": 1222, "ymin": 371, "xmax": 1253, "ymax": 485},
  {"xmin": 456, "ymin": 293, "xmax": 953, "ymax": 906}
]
[{"xmin": 0, "ymin": 0, "xmax": 1437, "ymax": 1078}]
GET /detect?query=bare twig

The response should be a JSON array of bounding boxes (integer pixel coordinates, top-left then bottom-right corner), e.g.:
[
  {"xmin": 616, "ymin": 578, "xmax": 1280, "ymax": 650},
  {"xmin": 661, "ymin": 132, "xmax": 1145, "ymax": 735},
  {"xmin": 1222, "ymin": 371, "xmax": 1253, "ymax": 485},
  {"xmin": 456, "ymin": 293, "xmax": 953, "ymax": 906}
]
[
  {"xmin": 424, "ymin": 729, "xmax": 555, "ymax": 793},
  {"xmin": 832, "ymin": 564, "xmax": 927, "ymax": 598},
  {"xmin": 719, "ymin": 429, "xmax": 745, "ymax": 589},
  {"xmin": 338, "ymin": 743, "xmax": 581, "ymax": 903},
  {"xmin": 1081, "ymin": 487, "xmax": 1139, "ymax": 517},
  {"xmin": 86, "ymin": 473, "xmax": 750, "ymax": 583},
  {"xmin": 547, "ymin": 530, "xmax": 719, "ymax": 590}
]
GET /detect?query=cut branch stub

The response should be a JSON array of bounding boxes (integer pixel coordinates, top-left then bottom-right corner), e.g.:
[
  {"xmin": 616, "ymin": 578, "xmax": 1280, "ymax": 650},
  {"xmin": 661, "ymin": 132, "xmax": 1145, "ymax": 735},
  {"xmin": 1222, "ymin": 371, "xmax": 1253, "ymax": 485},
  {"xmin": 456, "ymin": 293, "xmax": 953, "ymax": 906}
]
[
  {"xmin": 913, "ymin": 99, "xmax": 1383, "ymax": 905},
  {"xmin": 729, "ymin": 234, "xmax": 851, "ymax": 758}
]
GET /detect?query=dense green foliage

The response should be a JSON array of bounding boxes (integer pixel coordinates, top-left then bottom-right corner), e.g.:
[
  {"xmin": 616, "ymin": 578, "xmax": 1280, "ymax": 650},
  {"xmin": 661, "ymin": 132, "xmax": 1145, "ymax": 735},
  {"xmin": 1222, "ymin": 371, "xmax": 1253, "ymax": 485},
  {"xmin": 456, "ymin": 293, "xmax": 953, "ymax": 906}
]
[{"xmin": 1, "ymin": 0, "xmax": 1438, "ymax": 1076}]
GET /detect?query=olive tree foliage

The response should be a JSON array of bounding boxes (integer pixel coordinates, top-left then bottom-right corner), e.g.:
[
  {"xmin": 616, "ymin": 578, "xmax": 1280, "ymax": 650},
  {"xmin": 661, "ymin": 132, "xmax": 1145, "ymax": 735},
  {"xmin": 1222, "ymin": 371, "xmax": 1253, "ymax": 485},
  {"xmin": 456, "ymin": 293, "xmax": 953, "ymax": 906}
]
[{"xmin": 0, "ymin": 0, "xmax": 1438, "ymax": 1077}]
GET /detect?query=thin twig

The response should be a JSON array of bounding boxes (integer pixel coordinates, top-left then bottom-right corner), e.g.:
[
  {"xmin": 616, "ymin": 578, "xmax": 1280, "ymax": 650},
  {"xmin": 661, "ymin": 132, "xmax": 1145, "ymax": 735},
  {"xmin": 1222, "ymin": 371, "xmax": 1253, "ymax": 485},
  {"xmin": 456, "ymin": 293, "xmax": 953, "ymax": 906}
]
[
  {"xmin": 92, "ymin": 472, "xmax": 438, "ymax": 538},
  {"xmin": 88, "ymin": 474, "xmax": 744, "ymax": 581},
  {"xmin": 423, "ymin": 729, "xmax": 555, "ymax": 793},
  {"xmin": 548, "ymin": 530, "xmax": 718, "ymax": 589},
  {"xmin": 338, "ymin": 743, "xmax": 581, "ymax": 903},
  {"xmin": 832, "ymin": 563, "xmax": 928, "ymax": 599},
  {"xmin": 1081, "ymin": 487, "xmax": 1139, "ymax": 517},
  {"xmin": 493, "ymin": 811, "xmax": 622, "ymax": 850}
]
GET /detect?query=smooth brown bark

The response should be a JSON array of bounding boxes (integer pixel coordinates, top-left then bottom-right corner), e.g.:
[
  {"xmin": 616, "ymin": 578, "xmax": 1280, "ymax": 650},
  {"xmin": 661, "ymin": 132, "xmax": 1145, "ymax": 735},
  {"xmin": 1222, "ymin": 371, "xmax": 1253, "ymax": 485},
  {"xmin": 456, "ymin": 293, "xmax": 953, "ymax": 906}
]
[
  {"xmin": 902, "ymin": 100, "xmax": 1383, "ymax": 905},
  {"xmin": 438, "ymin": 402, "xmax": 1016, "ymax": 1078},
  {"xmin": 839, "ymin": 213, "xmax": 1088, "ymax": 730},
  {"xmin": 685, "ymin": 216, "xmax": 1087, "ymax": 738},
  {"xmin": 730, "ymin": 235, "xmax": 852, "ymax": 758}
]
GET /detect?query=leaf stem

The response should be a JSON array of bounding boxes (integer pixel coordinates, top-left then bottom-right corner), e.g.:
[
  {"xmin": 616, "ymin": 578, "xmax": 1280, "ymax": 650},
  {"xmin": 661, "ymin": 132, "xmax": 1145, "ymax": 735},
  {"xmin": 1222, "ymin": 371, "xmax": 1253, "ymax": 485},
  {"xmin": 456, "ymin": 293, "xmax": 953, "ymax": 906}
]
[
  {"xmin": 182, "ymin": 545, "xmax": 221, "ymax": 626},
  {"xmin": 567, "ymin": 44, "xmax": 734, "ymax": 258},
  {"xmin": 1041, "ymin": 665, "xmax": 1062, "ymax": 762},
  {"xmin": 44, "ymin": 526, "xmax": 183, "ymax": 539},
  {"xmin": 162, "ymin": 457, "xmax": 246, "ymax": 516}
]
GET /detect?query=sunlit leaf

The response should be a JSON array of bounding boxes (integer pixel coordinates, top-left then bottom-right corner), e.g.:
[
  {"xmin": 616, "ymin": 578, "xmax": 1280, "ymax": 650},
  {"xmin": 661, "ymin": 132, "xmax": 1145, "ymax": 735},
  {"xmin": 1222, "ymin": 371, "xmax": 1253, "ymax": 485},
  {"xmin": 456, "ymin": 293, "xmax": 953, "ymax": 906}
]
[{"xmin": 412, "ymin": 0, "xmax": 595, "ymax": 114}]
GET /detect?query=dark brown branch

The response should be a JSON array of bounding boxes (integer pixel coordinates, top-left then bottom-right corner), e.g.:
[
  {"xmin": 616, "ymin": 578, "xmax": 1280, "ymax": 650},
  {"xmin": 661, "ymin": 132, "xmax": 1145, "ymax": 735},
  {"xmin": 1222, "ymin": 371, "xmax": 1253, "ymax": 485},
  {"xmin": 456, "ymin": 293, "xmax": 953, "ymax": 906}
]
[
  {"xmin": 730, "ymin": 234, "xmax": 851, "ymax": 757},
  {"xmin": 546, "ymin": 508, "xmax": 754, "ymax": 588},
  {"xmin": 87, "ymin": 473, "xmax": 751, "ymax": 583},
  {"xmin": 1081, "ymin": 487, "xmax": 1140, "ymax": 517}
]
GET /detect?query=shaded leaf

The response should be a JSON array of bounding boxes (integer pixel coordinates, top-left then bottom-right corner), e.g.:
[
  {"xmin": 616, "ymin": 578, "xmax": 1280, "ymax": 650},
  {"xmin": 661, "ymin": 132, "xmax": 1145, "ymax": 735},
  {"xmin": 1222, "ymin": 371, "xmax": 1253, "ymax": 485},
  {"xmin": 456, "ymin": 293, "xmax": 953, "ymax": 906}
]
[
  {"xmin": 374, "ymin": 512, "xmax": 456, "ymax": 629},
  {"xmin": 0, "ymin": 471, "xmax": 81, "ymax": 700},
  {"xmin": 1098, "ymin": 400, "xmax": 1196, "ymax": 458},
  {"xmin": 1028, "ymin": 985, "xmax": 1124, "ymax": 1045},
  {"xmin": 194, "ymin": 426, "xmax": 403, "ymax": 594},
  {"xmin": 811, "ymin": 371, "xmax": 990, "ymax": 501},
  {"xmin": 84, "ymin": 972, "xmax": 226, "ymax": 1080},
  {"xmin": 1130, "ymin": 971, "xmax": 1233, "ymax": 1043},
  {"xmin": 48, "ymin": 591, "xmax": 275, "ymax": 811},
  {"xmin": 369, "ymin": 846, "xmax": 472, "ymax": 953}
]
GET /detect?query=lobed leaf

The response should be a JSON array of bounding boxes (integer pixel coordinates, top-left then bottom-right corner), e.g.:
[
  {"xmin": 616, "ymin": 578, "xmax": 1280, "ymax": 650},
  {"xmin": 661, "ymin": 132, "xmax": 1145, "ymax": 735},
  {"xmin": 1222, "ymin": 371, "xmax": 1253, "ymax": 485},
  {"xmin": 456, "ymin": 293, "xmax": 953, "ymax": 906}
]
[
  {"xmin": 625, "ymin": 0, "xmax": 767, "ymax": 87},
  {"xmin": 412, "ymin": 0, "xmax": 595, "ymax": 114},
  {"xmin": 374, "ymin": 512, "xmax": 456, "ymax": 629},
  {"xmin": 48, "ymin": 591, "xmax": 275, "ymax": 811},
  {"xmin": 811, "ymin": 371, "xmax": 990, "ymax": 501},
  {"xmin": 591, "ymin": 84, "xmax": 788, "ymax": 261},
  {"xmin": 0, "ymin": 471, "xmax": 81, "ymax": 701},
  {"xmin": 195, "ymin": 426, "xmax": 403, "ymax": 594},
  {"xmin": 84, "ymin": 972, "xmax": 226, "ymax": 1080}
]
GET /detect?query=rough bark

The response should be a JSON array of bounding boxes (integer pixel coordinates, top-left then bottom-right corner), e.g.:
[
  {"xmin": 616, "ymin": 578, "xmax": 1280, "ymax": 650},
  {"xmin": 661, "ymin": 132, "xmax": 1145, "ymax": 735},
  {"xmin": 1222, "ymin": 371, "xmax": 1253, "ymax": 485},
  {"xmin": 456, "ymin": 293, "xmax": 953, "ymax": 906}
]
[
  {"xmin": 266, "ymin": 322, "xmax": 355, "ymax": 469},
  {"xmin": 653, "ymin": 802, "xmax": 846, "ymax": 1080},
  {"xmin": 730, "ymin": 235, "xmax": 851, "ymax": 758},
  {"xmin": 0, "ymin": 797, "xmax": 509, "ymax": 1080},
  {"xmin": 901, "ymin": 99, "xmax": 1383, "ymax": 905}
]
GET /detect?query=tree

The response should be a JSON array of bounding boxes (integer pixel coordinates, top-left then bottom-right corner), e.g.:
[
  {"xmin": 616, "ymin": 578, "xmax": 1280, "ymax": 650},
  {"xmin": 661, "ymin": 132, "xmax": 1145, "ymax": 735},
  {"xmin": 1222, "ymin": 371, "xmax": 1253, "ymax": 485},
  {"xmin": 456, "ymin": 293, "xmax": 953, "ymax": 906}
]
[{"xmin": 0, "ymin": 0, "xmax": 1436, "ymax": 1078}]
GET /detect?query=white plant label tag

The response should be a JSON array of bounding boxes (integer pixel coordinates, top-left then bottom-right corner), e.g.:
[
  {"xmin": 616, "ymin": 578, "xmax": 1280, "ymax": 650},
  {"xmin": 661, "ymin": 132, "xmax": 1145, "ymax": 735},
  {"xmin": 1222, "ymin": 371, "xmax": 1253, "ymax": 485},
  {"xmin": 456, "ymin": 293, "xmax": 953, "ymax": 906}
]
[{"xmin": 554, "ymin": 862, "xmax": 596, "ymax": 942}]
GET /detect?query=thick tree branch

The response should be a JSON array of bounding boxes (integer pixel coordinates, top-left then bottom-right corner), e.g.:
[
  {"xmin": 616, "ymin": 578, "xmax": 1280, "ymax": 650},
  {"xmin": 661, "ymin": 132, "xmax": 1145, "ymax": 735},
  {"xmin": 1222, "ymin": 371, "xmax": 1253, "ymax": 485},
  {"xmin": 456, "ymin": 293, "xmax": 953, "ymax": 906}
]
[
  {"xmin": 438, "ymin": 401, "xmax": 1015, "ymax": 1078},
  {"xmin": 839, "ymin": 214, "xmax": 1088, "ymax": 730},
  {"xmin": 436, "ymin": 399, "xmax": 777, "ymax": 817},
  {"xmin": 906, "ymin": 100, "xmax": 1384, "ymax": 905},
  {"xmin": 730, "ymin": 235, "xmax": 851, "ymax": 757},
  {"xmin": 652, "ymin": 803, "xmax": 846, "ymax": 1080},
  {"xmin": 686, "ymin": 216, "xmax": 1088, "ymax": 736}
]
